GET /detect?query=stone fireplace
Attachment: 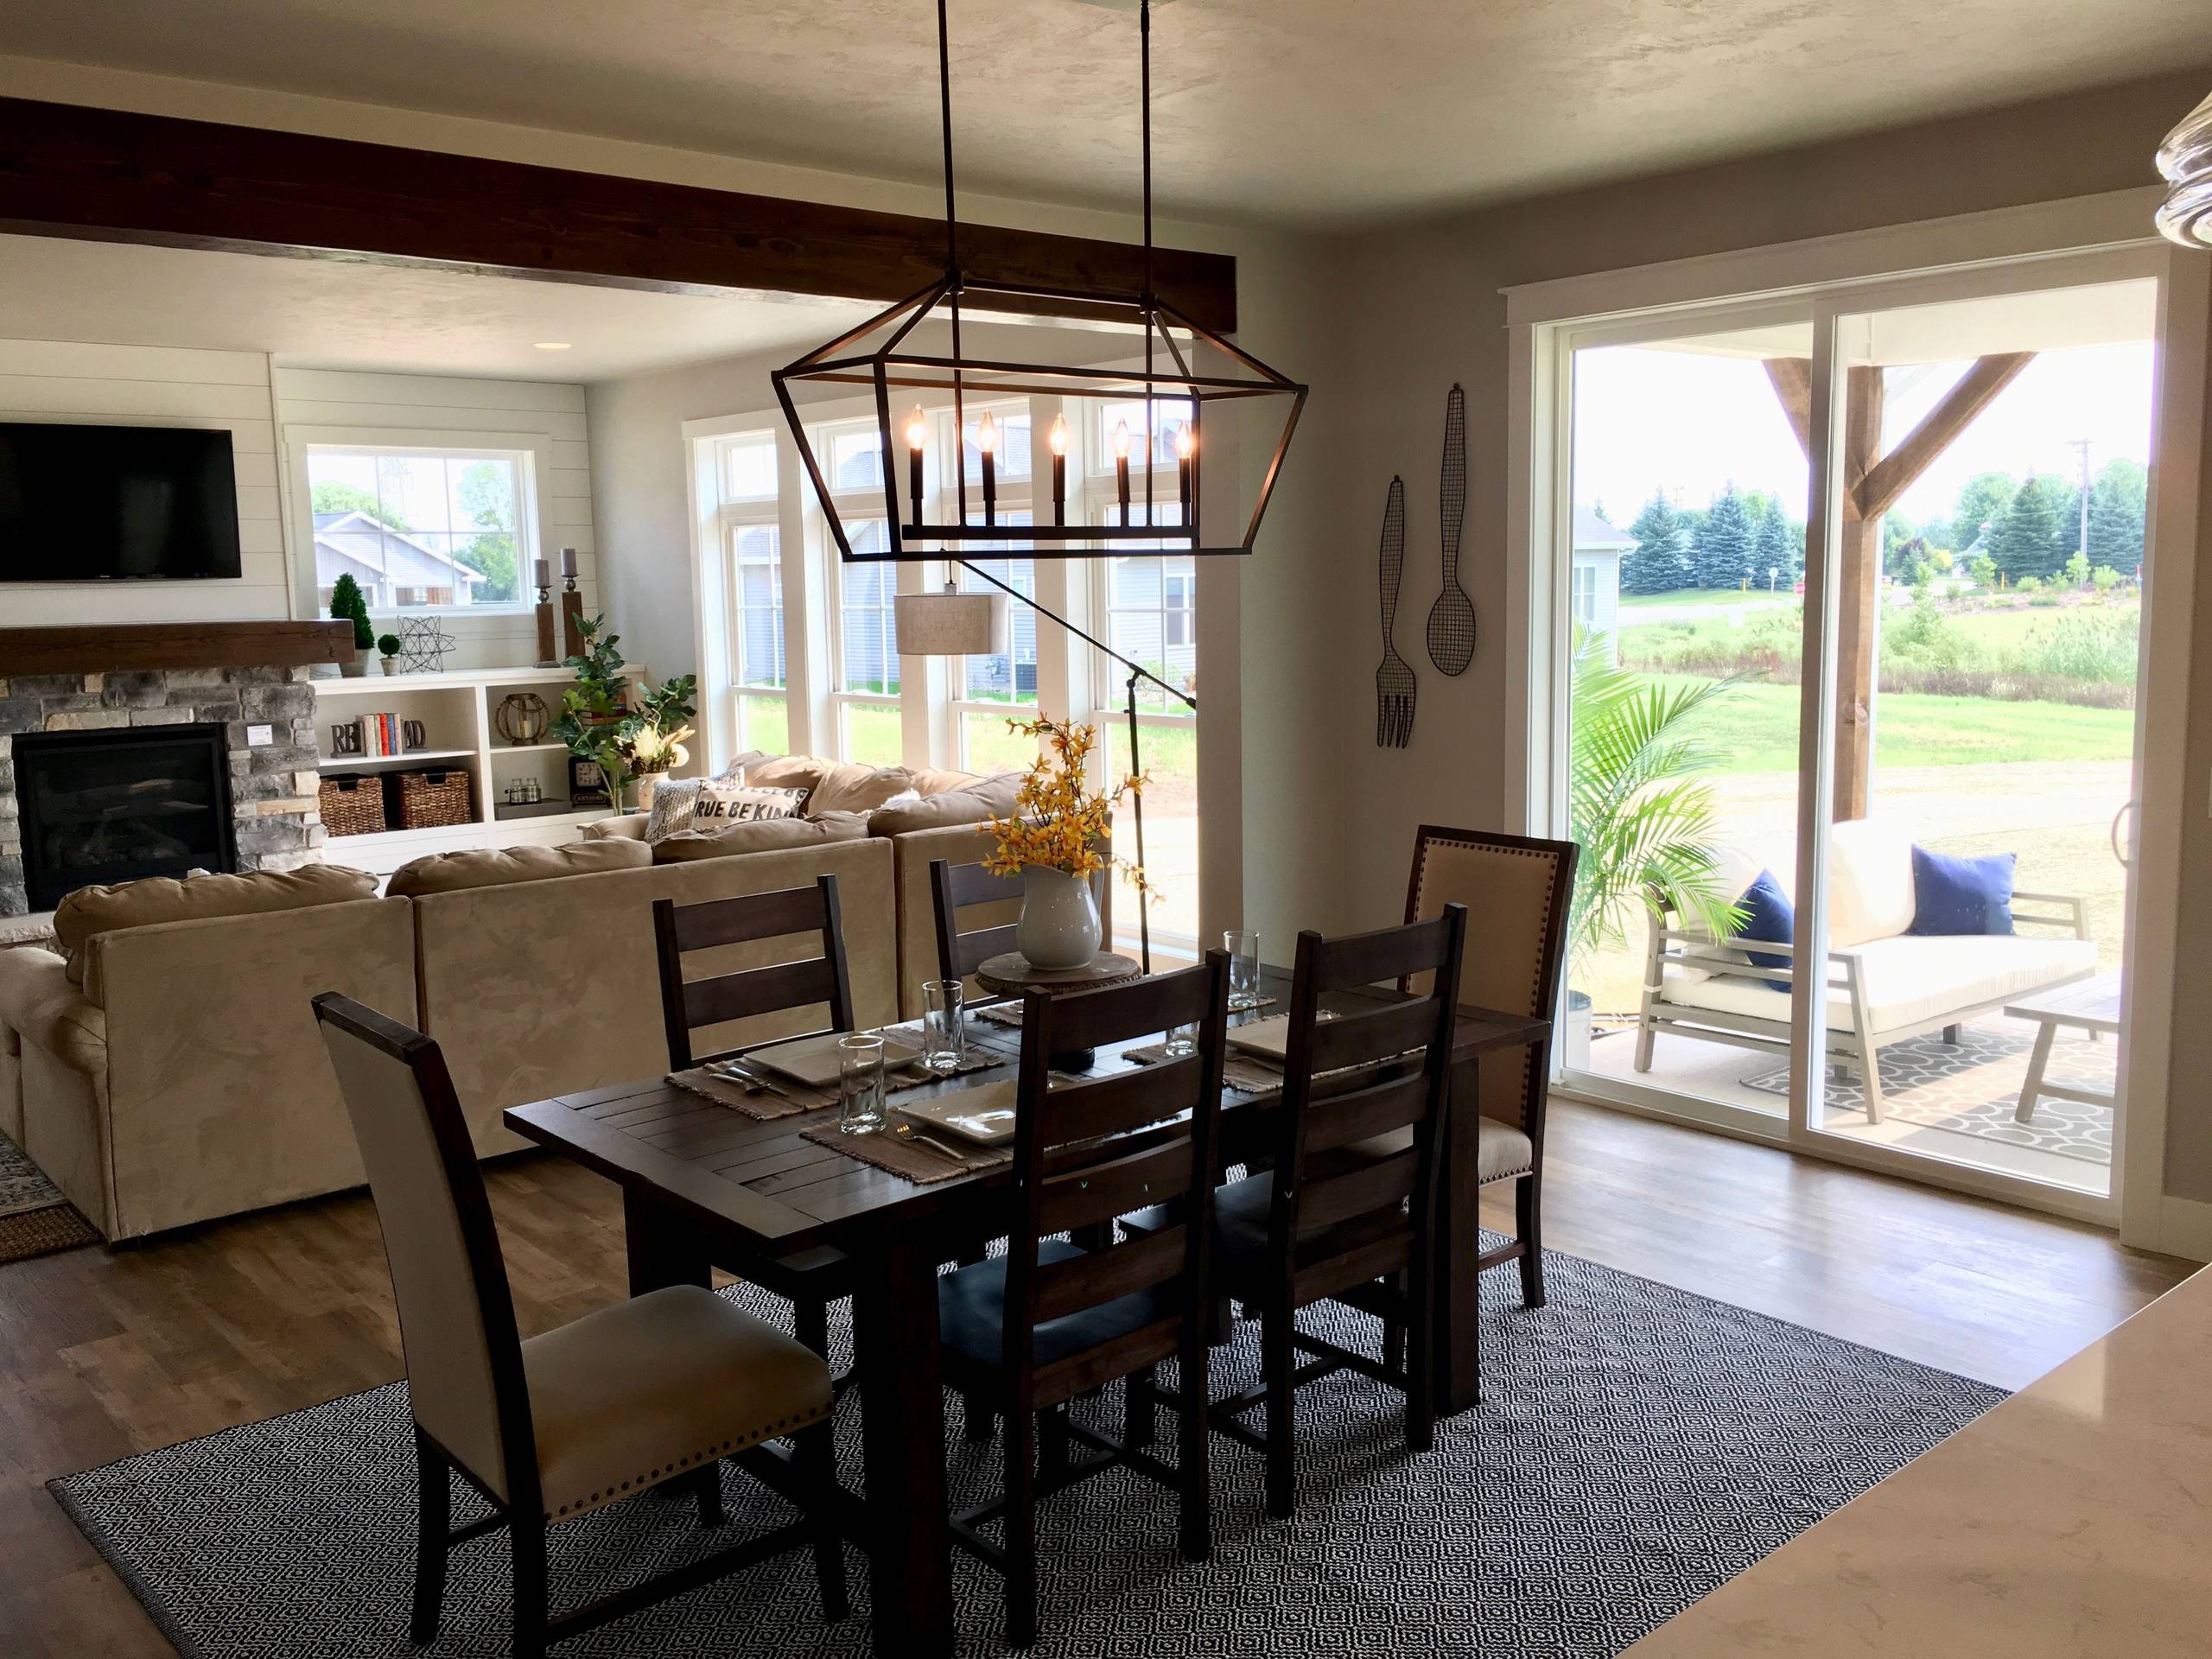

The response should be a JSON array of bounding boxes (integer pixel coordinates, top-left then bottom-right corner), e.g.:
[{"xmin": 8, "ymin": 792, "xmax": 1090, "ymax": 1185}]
[{"xmin": 0, "ymin": 658, "xmax": 334, "ymax": 918}]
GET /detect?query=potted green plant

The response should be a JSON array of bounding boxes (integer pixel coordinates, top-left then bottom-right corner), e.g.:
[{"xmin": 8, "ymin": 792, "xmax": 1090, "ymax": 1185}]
[
  {"xmin": 550, "ymin": 615, "xmax": 697, "ymax": 813},
  {"xmin": 1565, "ymin": 626, "xmax": 1745, "ymax": 1068},
  {"xmin": 329, "ymin": 574, "xmax": 375, "ymax": 677},
  {"xmin": 376, "ymin": 632, "xmax": 403, "ymax": 676}
]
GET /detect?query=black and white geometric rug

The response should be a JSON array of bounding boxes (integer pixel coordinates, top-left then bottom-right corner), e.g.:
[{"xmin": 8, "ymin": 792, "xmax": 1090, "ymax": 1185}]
[{"xmin": 52, "ymin": 1245, "xmax": 2002, "ymax": 1657}]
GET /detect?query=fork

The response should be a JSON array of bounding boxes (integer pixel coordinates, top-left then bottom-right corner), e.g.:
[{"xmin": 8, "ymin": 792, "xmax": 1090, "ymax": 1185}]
[{"xmin": 1375, "ymin": 474, "xmax": 1415, "ymax": 747}]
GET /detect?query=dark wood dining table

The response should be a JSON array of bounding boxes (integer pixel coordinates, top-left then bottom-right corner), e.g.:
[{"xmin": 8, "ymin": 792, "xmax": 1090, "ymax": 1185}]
[{"xmin": 504, "ymin": 968, "xmax": 1547, "ymax": 1656}]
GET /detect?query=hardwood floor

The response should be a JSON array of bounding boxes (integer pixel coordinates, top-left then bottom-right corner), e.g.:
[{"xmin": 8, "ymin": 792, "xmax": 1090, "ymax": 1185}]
[
  {"xmin": 0, "ymin": 1103, "xmax": 2195, "ymax": 1656},
  {"xmin": 1482, "ymin": 1099, "xmax": 2197, "ymax": 1390}
]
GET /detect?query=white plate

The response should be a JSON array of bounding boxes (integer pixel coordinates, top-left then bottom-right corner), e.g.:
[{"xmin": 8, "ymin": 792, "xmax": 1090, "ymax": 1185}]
[
  {"xmin": 746, "ymin": 1030, "xmax": 922, "ymax": 1090},
  {"xmin": 899, "ymin": 1080, "xmax": 1020, "ymax": 1146}
]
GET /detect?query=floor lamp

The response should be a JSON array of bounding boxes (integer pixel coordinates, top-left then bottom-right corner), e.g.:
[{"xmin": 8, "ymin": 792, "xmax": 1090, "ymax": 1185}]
[{"xmin": 896, "ymin": 559, "xmax": 1195, "ymax": 976}]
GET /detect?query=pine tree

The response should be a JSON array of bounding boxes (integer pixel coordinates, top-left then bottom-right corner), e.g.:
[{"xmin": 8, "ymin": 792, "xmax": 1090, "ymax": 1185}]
[
  {"xmin": 1694, "ymin": 485, "xmax": 1755, "ymax": 589},
  {"xmin": 1751, "ymin": 503, "xmax": 1793, "ymax": 590},
  {"xmin": 1988, "ymin": 474, "xmax": 2066, "ymax": 582},
  {"xmin": 2086, "ymin": 457, "xmax": 2147, "ymax": 569},
  {"xmin": 1622, "ymin": 491, "xmax": 1691, "ymax": 594},
  {"xmin": 1950, "ymin": 471, "xmax": 2016, "ymax": 556}
]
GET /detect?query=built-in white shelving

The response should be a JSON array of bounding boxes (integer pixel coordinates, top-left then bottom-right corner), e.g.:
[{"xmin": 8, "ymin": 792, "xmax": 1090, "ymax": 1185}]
[{"xmin": 312, "ymin": 663, "xmax": 638, "ymax": 875}]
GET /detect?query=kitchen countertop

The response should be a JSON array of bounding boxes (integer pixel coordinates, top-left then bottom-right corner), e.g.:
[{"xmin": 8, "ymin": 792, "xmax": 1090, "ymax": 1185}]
[{"xmin": 1623, "ymin": 1260, "xmax": 2211, "ymax": 1657}]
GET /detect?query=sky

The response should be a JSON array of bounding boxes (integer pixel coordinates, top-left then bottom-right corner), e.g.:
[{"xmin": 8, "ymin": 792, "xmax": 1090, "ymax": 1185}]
[{"xmin": 1572, "ymin": 341, "xmax": 2154, "ymax": 531}]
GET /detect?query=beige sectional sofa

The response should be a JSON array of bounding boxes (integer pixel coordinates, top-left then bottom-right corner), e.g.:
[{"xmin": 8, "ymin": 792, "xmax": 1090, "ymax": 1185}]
[{"xmin": 0, "ymin": 749, "xmax": 1058, "ymax": 1242}]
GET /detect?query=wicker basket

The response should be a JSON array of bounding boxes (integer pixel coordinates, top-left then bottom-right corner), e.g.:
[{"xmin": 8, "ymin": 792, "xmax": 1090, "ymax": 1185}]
[
  {"xmin": 317, "ymin": 773, "xmax": 387, "ymax": 837},
  {"xmin": 391, "ymin": 766, "xmax": 474, "ymax": 830}
]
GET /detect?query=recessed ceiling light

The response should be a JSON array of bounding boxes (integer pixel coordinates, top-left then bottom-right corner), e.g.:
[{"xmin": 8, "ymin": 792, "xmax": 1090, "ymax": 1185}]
[{"xmin": 532, "ymin": 341, "xmax": 573, "ymax": 351}]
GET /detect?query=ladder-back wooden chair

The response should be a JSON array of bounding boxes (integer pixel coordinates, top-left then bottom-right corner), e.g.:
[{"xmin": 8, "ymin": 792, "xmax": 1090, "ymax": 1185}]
[
  {"xmin": 934, "ymin": 956, "xmax": 1230, "ymax": 1649},
  {"xmin": 1131, "ymin": 906, "xmax": 1466, "ymax": 1517},
  {"xmin": 312, "ymin": 993, "xmax": 845, "ymax": 1659},
  {"xmin": 651, "ymin": 878, "xmax": 857, "ymax": 1374}
]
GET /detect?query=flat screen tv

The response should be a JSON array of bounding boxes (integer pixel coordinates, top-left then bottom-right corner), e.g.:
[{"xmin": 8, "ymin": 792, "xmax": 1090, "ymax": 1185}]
[{"xmin": 0, "ymin": 422, "xmax": 243, "ymax": 582}]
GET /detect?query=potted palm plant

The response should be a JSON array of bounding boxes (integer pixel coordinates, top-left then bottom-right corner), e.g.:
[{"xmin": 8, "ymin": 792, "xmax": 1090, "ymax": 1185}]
[{"xmin": 1564, "ymin": 626, "xmax": 1745, "ymax": 1068}]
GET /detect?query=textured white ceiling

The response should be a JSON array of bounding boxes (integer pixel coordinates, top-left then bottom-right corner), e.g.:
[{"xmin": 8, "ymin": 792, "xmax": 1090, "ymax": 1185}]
[
  {"xmin": 6, "ymin": 0, "xmax": 2208, "ymax": 227},
  {"xmin": 0, "ymin": 234, "xmax": 874, "ymax": 380}
]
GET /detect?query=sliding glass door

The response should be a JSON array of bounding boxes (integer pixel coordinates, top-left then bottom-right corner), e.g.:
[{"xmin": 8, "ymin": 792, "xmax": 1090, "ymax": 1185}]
[{"xmin": 1546, "ymin": 248, "xmax": 2164, "ymax": 1221}]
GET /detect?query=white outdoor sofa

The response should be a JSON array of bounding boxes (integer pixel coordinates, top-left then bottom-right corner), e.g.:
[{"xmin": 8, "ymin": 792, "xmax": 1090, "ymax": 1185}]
[{"xmin": 1633, "ymin": 818, "xmax": 2097, "ymax": 1121}]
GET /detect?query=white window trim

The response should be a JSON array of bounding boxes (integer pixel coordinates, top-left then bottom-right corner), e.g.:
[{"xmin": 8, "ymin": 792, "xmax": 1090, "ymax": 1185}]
[
  {"xmin": 1503, "ymin": 186, "xmax": 2206, "ymax": 1256},
  {"xmin": 282, "ymin": 423, "xmax": 552, "ymax": 619},
  {"xmin": 708, "ymin": 428, "xmax": 788, "ymax": 755}
]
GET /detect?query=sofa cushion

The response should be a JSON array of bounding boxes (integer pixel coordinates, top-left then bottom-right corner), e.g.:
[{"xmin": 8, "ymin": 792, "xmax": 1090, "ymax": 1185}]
[
  {"xmin": 1909, "ymin": 846, "xmax": 2017, "ymax": 936},
  {"xmin": 387, "ymin": 839, "xmax": 650, "ymax": 897},
  {"xmin": 733, "ymin": 753, "xmax": 837, "ymax": 794},
  {"xmin": 911, "ymin": 767, "xmax": 987, "ymax": 798},
  {"xmin": 867, "ymin": 771, "xmax": 1025, "ymax": 837},
  {"xmin": 804, "ymin": 762, "xmax": 916, "ymax": 817},
  {"xmin": 1658, "ymin": 933, "xmax": 2098, "ymax": 1035},
  {"xmin": 53, "ymin": 864, "xmax": 379, "ymax": 988},
  {"xmin": 0, "ymin": 944, "xmax": 105, "ymax": 1077},
  {"xmin": 652, "ymin": 812, "xmax": 871, "ymax": 863},
  {"xmin": 1827, "ymin": 817, "xmax": 1916, "ymax": 948}
]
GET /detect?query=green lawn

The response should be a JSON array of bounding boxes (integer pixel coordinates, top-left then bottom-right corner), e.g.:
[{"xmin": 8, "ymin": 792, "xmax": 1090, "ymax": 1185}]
[
  {"xmin": 1658, "ymin": 676, "xmax": 2135, "ymax": 774},
  {"xmin": 1618, "ymin": 589, "xmax": 1794, "ymax": 611}
]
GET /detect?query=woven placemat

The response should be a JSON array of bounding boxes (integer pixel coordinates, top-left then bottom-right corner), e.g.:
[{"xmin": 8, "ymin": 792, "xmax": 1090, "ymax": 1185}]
[
  {"xmin": 980, "ymin": 995, "xmax": 1278, "ymax": 1030},
  {"xmin": 665, "ymin": 1067, "xmax": 815, "ymax": 1122},
  {"xmin": 1124, "ymin": 1041, "xmax": 1285, "ymax": 1095},
  {"xmin": 798, "ymin": 1122, "xmax": 1013, "ymax": 1185}
]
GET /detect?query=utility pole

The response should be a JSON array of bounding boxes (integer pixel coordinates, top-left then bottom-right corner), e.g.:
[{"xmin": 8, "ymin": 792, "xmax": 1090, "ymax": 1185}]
[{"xmin": 2066, "ymin": 437, "xmax": 2092, "ymax": 576}]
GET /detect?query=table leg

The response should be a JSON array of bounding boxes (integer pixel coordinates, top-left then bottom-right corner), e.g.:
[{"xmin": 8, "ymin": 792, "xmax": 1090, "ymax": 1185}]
[
  {"xmin": 1438, "ymin": 1053, "xmax": 1482, "ymax": 1416},
  {"xmin": 855, "ymin": 1236, "xmax": 955, "ymax": 1658},
  {"xmin": 624, "ymin": 1189, "xmax": 709, "ymax": 1295},
  {"xmin": 2014, "ymin": 1021, "xmax": 2058, "ymax": 1125}
]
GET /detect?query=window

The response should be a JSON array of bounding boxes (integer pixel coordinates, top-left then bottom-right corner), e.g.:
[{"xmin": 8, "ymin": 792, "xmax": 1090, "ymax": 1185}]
[
  {"xmin": 306, "ymin": 448, "xmax": 531, "ymax": 612},
  {"xmin": 1573, "ymin": 562, "xmax": 1599, "ymax": 626},
  {"xmin": 712, "ymin": 431, "xmax": 787, "ymax": 753},
  {"xmin": 835, "ymin": 520, "xmax": 903, "ymax": 766},
  {"xmin": 956, "ymin": 553, "xmax": 1040, "ymax": 772}
]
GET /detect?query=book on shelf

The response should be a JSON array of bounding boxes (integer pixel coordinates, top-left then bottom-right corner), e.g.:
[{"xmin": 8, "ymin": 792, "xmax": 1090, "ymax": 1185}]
[{"xmin": 353, "ymin": 713, "xmax": 410, "ymax": 758}]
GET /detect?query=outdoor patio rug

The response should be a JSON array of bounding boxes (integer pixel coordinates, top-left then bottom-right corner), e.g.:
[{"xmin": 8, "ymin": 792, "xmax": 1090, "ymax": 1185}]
[
  {"xmin": 1739, "ymin": 1025, "xmax": 2114, "ymax": 1165},
  {"xmin": 0, "ymin": 1127, "xmax": 100, "ymax": 1266},
  {"xmin": 49, "ymin": 1243, "xmax": 2002, "ymax": 1657}
]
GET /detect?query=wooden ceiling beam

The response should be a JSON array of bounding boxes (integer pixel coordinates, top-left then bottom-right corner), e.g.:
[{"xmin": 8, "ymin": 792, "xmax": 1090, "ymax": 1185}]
[
  {"xmin": 1852, "ymin": 351, "xmax": 2034, "ymax": 521},
  {"xmin": 0, "ymin": 96, "xmax": 1237, "ymax": 334},
  {"xmin": 1764, "ymin": 356, "xmax": 1815, "ymax": 461}
]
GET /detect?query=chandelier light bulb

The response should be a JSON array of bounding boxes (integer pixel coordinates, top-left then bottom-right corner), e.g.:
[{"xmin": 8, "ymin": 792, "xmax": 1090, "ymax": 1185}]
[
  {"xmin": 905, "ymin": 405, "xmax": 929, "ymax": 450},
  {"xmin": 1048, "ymin": 412, "xmax": 1070, "ymax": 456},
  {"xmin": 1113, "ymin": 419, "xmax": 1132, "ymax": 460},
  {"xmin": 978, "ymin": 410, "xmax": 998, "ymax": 453},
  {"xmin": 1174, "ymin": 423, "xmax": 1196, "ymax": 459}
]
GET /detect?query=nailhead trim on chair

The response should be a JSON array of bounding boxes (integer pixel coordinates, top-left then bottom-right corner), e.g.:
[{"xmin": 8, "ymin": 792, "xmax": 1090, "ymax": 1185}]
[
  {"xmin": 546, "ymin": 1397, "xmax": 835, "ymax": 1520},
  {"xmin": 1414, "ymin": 832, "xmax": 1563, "ymax": 1134}
]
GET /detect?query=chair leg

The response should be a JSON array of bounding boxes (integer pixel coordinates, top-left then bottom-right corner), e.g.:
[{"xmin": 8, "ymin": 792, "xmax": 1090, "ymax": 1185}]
[
  {"xmin": 793, "ymin": 1294, "xmax": 831, "ymax": 1364},
  {"xmin": 1004, "ymin": 1408, "xmax": 1039, "ymax": 1650},
  {"xmin": 1262, "ymin": 1306, "xmax": 1296, "ymax": 1521},
  {"xmin": 1178, "ymin": 1337, "xmax": 1211, "ymax": 1562},
  {"xmin": 1942, "ymin": 1022, "xmax": 1963, "ymax": 1046},
  {"xmin": 1381, "ymin": 1272, "xmax": 1407, "ymax": 1373},
  {"xmin": 1403, "ymin": 1268, "xmax": 1436, "ymax": 1457},
  {"xmin": 961, "ymin": 1389, "xmax": 996, "ymax": 1443},
  {"xmin": 511, "ymin": 1513, "xmax": 549, "ymax": 1659},
  {"xmin": 1516, "ymin": 1178, "xmax": 1545, "ymax": 1310},
  {"xmin": 798, "ymin": 1418, "xmax": 849, "ymax": 1623},
  {"xmin": 1040, "ymin": 1403, "xmax": 1072, "ymax": 1484},
  {"xmin": 1125, "ymin": 1363, "xmax": 1159, "ymax": 1450},
  {"xmin": 690, "ymin": 1460, "xmax": 725, "ymax": 1529},
  {"xmin": 409, "ymin": 1427, "xmax": 450, "ymax": 1646}
]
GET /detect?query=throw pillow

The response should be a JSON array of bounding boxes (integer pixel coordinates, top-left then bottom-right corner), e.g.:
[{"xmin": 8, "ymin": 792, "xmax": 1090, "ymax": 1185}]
[
  {"xmin": 641, "ymin": 776, "xmax": 704, "ymax": 842},
  {"xmin": 691, "ymin": 779, "xmax": 810, "ymax": 827},
  {"xmin": 865, "ymin": 770, "xmax": 1026, "ymax": 836},
  {"xmin": 805, "ymin": 762, "xmax": 917, "ymax": 817},
  {"xmin": 1908, "ymin": 845, "xmax": 2017, "ymax": 936},
  {"xmin": 1732, "ymin": 869, "xmax": 1796, "ymax": 990}
]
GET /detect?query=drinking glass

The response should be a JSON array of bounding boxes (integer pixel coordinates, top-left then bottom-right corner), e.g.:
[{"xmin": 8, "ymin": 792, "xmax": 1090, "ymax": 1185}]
[
  {"xmin": 1224, "ymin": 930, "xmax": 1261, "ymax": 1010},
  {"xmin": 837, "ymin": 1033, "xmax": 887, "ymax": 1135},
  {"xmin": 1162, "ymin": 1020, "xmax": 1198, "ymax": 1059},
  {"xmin": 923, "ymin": 980, "xmax": 965, "ymax": 1074}
]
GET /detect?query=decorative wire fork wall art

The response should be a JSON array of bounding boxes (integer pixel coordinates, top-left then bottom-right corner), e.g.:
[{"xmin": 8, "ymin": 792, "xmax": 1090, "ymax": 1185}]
[
  {"xmin": 1375, "ymin": 474, "xmax": 1415, "ymax": 747},
  {"xmin": 394, "ymin": 615, "xmax": 457, "ymax": 675},
  {"xmin": 1427, "ymin": 382, "xmax": 1476, "ymax": 675}
]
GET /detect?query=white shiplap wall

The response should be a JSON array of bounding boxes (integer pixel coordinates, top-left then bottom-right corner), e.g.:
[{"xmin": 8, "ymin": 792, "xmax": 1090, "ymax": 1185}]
[
  {"xmin": 0, "ymin": 340, "xmax": 289, "ymax": 624},
  {"xmin": 273, "ymin": 368, "xmax": 598, "ymax": 671}
]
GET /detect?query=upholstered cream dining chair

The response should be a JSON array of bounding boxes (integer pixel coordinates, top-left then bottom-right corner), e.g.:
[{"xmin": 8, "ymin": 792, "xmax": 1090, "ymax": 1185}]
[
  {"xmin": 1399, "ymin": 825, "xmax": 1578, "ymax": 1312},
  {"xmin": 312, "ymin": 993, "xmax": 847, "ymax": 1659}
]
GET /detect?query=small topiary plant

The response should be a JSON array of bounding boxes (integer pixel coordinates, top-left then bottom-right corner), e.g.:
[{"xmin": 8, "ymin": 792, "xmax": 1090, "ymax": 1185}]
[
  {"xmin": 376, "ymin": 632, "xmax": 402, "ymax": 658},
  {"xmin": 329, "ymin": 574, "xmax": 374, "ymax": 650}
]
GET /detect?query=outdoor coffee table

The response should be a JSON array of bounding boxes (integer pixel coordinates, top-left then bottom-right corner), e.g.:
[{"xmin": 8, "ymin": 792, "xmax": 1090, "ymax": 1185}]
[{"xmin": 2005, "ymin": 970, "xmax": 2120, "ymax": 1124}]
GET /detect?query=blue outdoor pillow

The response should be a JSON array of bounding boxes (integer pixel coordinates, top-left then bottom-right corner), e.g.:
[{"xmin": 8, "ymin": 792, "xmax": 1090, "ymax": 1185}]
[
  {"xmin": 1732, "ymin": 869, "xmax": 1794, "ymax": 990},
  {"xmin": 1909, "ymin": 846, "xmax": 2017, "ymax": 936}
]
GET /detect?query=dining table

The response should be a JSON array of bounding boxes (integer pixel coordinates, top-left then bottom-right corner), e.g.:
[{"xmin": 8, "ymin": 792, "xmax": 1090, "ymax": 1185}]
[{"xmin": 504, "ymin": 966, "xmax": 1548, "ymax": 1656}]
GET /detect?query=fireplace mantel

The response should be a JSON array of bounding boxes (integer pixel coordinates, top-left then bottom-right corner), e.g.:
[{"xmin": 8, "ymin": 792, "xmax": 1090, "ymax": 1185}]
[{"xmin": 0, "ymin": 620, "xmax": 354, "ymax": 678}]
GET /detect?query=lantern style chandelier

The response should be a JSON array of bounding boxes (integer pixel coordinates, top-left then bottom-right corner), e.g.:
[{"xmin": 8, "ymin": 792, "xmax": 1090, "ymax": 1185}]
[
  {"xmin": 2156, "ymin": 88, "xmax": 2212, "ymax": 250},
  {"xmin": 772, "ymin": 0, "xmax": 1307, "ymax": 565}
]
